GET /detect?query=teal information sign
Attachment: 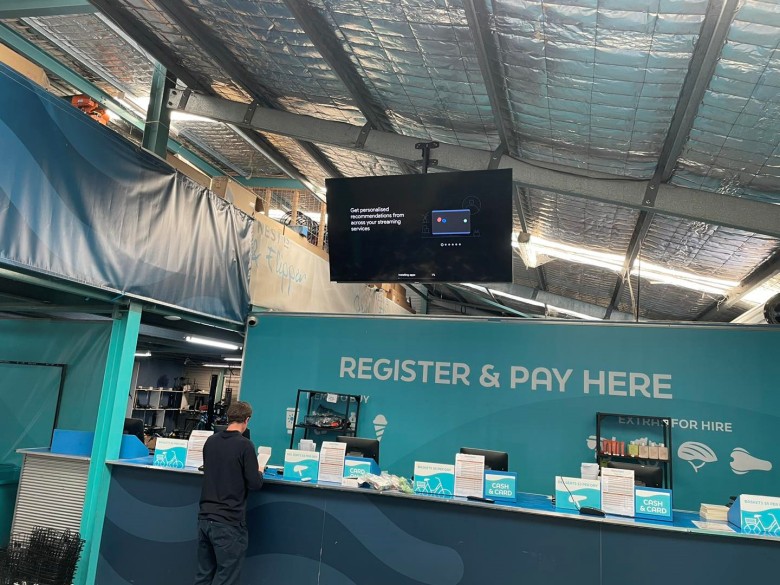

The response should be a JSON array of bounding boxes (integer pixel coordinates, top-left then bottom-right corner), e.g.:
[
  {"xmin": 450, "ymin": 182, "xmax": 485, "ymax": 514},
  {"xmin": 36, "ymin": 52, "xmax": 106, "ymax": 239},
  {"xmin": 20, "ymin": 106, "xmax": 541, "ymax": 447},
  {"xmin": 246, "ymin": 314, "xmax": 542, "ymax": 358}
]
[
  {"xmin": 413, "ymin": 462, "xmax": 454, "ymax": 496},
  {"xmin": 484, "ymin": 471, "xmax": 517, "ymax": 501},
  {"xmin": 284, "ymin": 449, "xmax": 320, "ymax": 482},
  {"xmin": 635, "ymin": 487, "xmax": 673, "ymax": 521},
  {"xmin": 555, "ymin": 477, "xmax": 601, "ymax": 511}
]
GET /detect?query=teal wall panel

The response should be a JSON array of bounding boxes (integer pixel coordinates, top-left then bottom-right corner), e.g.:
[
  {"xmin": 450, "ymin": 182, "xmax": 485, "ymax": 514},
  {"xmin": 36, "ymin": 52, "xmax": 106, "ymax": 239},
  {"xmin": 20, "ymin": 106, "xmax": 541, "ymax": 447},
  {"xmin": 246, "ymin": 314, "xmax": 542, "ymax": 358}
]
[
  {"xmin": 0, "ymin": 319, "xmax": 112, "ymax": 430},
  {"xmin": 0, "ymin": 363, "xmax": 62, "ymax": 466},
  {"xmin": 240, "ymin": 314, "xmax": 780, "ymax": 510}
]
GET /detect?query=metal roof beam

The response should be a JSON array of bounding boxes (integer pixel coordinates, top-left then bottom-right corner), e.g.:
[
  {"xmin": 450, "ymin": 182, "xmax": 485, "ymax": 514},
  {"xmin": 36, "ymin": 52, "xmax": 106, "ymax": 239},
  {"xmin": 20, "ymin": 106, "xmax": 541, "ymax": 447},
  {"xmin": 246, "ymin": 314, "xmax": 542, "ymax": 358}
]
[
  {"xmin": 154, "ymin": 0, "xmax": 340, "ymax": 182},
  {"xmin": 88, "ymin": 0, "xmax": 318, "ymax": 192},
  {"xmin": 0, "ymin": 0, "xmax": 94, "ymax": 18},
  {"xmin": 168, "ymin": 91, "xmax": 780, "ymax": 239},
  {"xmin": 462, "ymin": 0, "xmax": 513, "ymax": 151},
  {"xmin": 697, "ymin": 249, "xmax": 780, "ymax": 321},
  {"xmin": 0, "ymin": 23, "xmax": 223, "ymax": 178},
  {"xmin": 283, "ymin": 0, "xmax": 417, "ymax": 176},
  {"xmin": 605, "ymin": 0, "xmax": 742, "ymax": 318}
]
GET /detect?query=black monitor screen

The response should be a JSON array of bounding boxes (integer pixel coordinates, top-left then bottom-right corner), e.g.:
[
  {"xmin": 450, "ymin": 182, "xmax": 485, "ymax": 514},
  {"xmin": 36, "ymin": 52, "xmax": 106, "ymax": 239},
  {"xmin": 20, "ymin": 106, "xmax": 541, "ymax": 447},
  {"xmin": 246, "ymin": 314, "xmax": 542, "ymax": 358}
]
[
  {"xmin": 337, "ymin": 436, "xmax": 380, "ymax": 464},
  {"xmin": 326, "ymin": 169, "xmax": 513, "ymax": 283},
  {"xmin": 606, "ymin": 461, "xmax": 663, "ymax": 488},
  {"xmin": 459, "ymin": 447, "xmax": 509, "ymax": 471}
]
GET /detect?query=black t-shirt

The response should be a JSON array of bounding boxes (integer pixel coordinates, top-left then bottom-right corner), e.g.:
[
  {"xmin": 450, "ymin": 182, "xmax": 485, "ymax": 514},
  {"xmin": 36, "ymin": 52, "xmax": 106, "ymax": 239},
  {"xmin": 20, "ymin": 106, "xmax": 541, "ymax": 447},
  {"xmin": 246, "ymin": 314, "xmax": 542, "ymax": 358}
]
[{"xmin": 199, "ymin": 430, "xmax": 264, "ymax": 525}]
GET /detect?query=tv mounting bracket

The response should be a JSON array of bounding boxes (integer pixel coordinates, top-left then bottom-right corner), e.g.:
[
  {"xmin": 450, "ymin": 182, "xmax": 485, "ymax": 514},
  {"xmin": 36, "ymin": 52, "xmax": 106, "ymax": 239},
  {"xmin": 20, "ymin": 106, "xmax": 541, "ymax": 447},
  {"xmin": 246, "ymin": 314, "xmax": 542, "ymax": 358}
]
[{"xmin": 415, "ymin": 141, "xmax": 439, "ymax": 174}]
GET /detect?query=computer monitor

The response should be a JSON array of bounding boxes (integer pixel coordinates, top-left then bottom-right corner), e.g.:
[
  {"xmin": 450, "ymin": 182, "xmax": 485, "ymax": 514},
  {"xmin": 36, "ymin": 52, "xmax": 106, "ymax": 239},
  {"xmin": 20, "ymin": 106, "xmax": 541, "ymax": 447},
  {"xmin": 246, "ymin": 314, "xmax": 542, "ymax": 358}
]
[
  {"xmin": 123, "ymin": 418, "xmax": 145, "ymax": 444},
  {"xmin": 214, "ymin": 424, "xmax": 251, "ymax": 440},
  {"xmin": 337, "ymin": 436, "xmax": 380, "ymax": 464},
  {"xmin": 459, "ymin": 447, "xmax": 509, "ymax": 471},
  {"xmin": 606, "ymin": 460, "xmax": 663, "ymax": 488}
]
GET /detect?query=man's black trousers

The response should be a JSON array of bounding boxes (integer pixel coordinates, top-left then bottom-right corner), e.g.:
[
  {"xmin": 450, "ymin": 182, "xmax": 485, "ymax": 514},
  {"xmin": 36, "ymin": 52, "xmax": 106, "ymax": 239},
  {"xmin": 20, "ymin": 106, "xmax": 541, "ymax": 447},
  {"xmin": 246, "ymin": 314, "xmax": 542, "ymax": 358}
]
[{"xmin": 193, "ymin": 518, "xmax": 249, "ymax": 585}]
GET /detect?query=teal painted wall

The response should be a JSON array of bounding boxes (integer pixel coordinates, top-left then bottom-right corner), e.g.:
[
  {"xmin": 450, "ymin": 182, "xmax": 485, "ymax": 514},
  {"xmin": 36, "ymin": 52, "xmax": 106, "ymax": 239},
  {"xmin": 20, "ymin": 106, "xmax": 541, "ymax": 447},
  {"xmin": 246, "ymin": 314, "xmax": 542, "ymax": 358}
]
[
  {"xmin": 240, "ymin": 314, "xmax": 780, "ymax": 511},
  {"xmin": 0, "ymin": 319, "xmax": 112, "ymax": 433}
]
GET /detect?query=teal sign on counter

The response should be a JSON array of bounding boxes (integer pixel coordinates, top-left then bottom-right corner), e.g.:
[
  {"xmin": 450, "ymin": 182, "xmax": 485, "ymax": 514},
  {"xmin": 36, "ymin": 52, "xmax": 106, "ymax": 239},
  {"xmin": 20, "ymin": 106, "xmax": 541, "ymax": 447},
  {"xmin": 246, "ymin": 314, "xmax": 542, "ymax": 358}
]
[
  {"xmin": 635, "ymin": 487, "xmax": 673, "ymax": 521},
  {"xmin": 728, "ymin": 494, "xmax": 780, "ymax": 535},
  {"xmin": 284, "ymin": 449, "xmax": 320, "ymax": 482},
  {"xmin": 555, "ymin": 477, "xmax": 601, "ymax": 511},
  {"xmin": 343, "ymin": 456, "xmax": 379, "ymax": 478},
  {"xmin": 153, "ymin": 438, "xmax": 188, "ymax": 469},
  {"xmin": 413, "ymin": 462, "xmax": 454, "ymax": 496},
  {"xmin": 484, "ymin": 471, "xmax": 517, "ymax": 501}
]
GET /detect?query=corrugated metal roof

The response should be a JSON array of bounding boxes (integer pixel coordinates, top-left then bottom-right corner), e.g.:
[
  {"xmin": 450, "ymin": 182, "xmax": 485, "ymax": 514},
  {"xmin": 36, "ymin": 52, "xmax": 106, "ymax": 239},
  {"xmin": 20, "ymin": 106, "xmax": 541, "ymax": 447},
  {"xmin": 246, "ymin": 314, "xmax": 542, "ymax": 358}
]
[{"xmin": 6, "ymin": 0, "xmax": 779, "ymax": 323}]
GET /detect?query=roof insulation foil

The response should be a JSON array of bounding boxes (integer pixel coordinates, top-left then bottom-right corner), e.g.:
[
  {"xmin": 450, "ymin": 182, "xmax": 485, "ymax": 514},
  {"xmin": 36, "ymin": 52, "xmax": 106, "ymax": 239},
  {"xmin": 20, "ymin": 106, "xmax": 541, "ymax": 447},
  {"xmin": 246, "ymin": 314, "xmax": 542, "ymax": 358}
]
[
  {"xmin": 671, "ymin": 0, "xmax": 780, "ymax": 204},
  {"xmin": 313, "ymin": 0, "xmax": 501, "ymax": 150},
  {"xmin": 520, "ymin": 188, "xmax": 640, "ymax": 253},
  {"xmin": 640, "ymin": 214, "xmax": 780, "ymax": 282},
  {"xmin": 174, "ymin": 121, "xmax": 286, "ymax": 177},
  {"xmin": 490, "ymin": 0, "xmax": 707, "ymax": 177},
  {"xmin": 1, "ymin": 18, "xmax": 116, "ymax": 96},
  {"xmin": 115, "ymin": 1, "xmax": 249, "ymax": 101},
  {"xmin": 21, "ymin": 13, "xmax": 155, "ymax": 99},
  {"xmin": 314, "ymin": 143, "xmax": 406, "ymax": 177},
  {"xmin": 261, "ymin": 132, "xmax": 333, "ymax": 190},
  {"xmin": 184, "ymin": 0, "xmax": 366, "ymax": 124},
  {"xmin": 541, "ymin": 261, "xmax": 618, "ymax": 308}
]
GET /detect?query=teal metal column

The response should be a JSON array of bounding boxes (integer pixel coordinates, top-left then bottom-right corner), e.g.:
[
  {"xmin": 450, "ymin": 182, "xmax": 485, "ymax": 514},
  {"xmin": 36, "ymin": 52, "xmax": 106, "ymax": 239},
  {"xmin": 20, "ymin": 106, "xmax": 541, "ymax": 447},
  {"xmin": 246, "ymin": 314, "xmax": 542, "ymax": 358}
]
[
  {"xmin": 76, "ymin": 303, "xmax": 142, "ymax": 585},
  {"xmin": 142, "ymin": 63, "xmax": 175, "ymax": 158}
]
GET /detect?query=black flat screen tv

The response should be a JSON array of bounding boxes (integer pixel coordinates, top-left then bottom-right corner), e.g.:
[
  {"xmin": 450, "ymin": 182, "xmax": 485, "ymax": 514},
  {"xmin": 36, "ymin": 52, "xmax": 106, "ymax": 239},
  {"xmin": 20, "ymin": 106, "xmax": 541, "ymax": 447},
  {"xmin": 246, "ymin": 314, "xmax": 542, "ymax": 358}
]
[{"xmin": 326, "ymin": 169, "xmax": 513, "ymax": 283}]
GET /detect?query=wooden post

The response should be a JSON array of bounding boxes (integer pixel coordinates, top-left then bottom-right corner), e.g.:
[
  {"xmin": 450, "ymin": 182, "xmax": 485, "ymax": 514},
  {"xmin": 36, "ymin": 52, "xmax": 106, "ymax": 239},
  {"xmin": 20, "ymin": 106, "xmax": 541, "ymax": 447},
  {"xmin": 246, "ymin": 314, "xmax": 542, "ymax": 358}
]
[
  {"xmin": 290, "ymin": 190, "xmax": 300, "ymax": 226},
  {"xmin": 263, "ymin": 188, "xmax": 272, "ymax": 216},
  {"xmin": 317, "ymin": 201, "xmax": 327, "ymax": 249}
]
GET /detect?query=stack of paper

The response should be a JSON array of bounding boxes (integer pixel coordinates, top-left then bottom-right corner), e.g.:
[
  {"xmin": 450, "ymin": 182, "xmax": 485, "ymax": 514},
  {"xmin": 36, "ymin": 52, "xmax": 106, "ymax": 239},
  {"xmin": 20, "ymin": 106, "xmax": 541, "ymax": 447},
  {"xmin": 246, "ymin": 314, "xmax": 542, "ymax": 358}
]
[{"xmin": 700, "ymin": 504, "xmax": 729, "ymax": 521}]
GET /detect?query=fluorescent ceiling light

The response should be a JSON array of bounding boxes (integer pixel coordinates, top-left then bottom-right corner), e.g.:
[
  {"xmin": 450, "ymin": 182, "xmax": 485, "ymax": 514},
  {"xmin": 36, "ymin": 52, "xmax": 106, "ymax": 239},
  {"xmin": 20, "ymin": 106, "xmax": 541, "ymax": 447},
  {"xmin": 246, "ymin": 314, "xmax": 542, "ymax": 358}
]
[
  {"xmin": 223, "ymin": 357, "xmax": 242, "ymax": 362},
  {"xmin": 202, "ymin": 363, "xmax": 241, "ymax": 368},
  {"xmin": 185, "ymin": 336, "xmax": 240, "ymax": 351},
  {"xmin": 510, "ymin": 233, "xmax": 739, "ymax": 296},
  {"xmin": 462, "ymin": 283, "xmax": 601, "ymax": 321},
  {"xmin": 135, "ymin": 351, "xmax": 151, "ymax": 357}
]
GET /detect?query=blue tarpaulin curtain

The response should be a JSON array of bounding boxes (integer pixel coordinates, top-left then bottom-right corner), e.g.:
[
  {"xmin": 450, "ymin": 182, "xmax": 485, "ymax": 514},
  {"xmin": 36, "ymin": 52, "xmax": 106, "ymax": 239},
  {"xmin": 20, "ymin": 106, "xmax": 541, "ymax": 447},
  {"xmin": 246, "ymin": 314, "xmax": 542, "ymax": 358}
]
[{"xmin": 0, "ymin": 63, "xmax": 252, "ymax": 322}]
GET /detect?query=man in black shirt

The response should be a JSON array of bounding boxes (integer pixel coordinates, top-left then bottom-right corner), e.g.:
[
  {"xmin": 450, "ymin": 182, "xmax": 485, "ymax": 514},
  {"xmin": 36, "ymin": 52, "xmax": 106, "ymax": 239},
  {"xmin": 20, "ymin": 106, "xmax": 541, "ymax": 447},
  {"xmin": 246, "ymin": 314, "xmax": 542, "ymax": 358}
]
[{"xmin": 194, "ymin": 401, "xmax": 264, "ymax": 585}]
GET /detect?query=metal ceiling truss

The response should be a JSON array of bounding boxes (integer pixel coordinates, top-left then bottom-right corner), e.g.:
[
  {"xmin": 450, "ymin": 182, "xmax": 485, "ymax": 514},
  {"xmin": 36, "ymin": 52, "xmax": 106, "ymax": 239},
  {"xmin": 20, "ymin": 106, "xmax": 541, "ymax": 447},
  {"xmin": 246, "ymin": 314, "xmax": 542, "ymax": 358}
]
[
  {"xmin": 462, "ymin": 0, "xmax": 547, "ymax": 292},
  {"xmin": 282, "ymin": 0, "xmax": 417, "ymax": 177},
  {"xmin": 167, "ymin": 91, "xmax": 780, "ymax": 239},
  {"xmin": 0, "ymin": 1, "xmax": 95, "ymax": 19},
  {"xmin": 87, "ymin": 0, "xmax": 312, "ymax": 190},
  {"xmin": 154, "ymin": 0, "xmax": 341, "ymax": 183},
  {"xmin": 605, "ymin": 0, "xmax": 743, "ymax": 319},
  {"xmin": 0, "ymin": 22, "xmax": 223, "ymax": 177}
]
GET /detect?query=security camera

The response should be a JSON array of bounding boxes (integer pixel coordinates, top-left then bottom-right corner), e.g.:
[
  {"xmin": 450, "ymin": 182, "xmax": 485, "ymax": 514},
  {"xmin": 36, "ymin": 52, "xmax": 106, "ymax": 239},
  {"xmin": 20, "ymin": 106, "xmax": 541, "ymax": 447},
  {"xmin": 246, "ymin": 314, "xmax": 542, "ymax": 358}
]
[{"xmin": 247, "ymin": 315, "xmax": 258, "ymax": 327}]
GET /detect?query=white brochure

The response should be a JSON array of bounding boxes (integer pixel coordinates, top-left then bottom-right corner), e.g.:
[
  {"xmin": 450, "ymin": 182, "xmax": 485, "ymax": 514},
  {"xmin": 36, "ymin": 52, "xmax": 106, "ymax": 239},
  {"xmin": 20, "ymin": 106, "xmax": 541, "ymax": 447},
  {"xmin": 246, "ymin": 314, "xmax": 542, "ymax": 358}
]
[
  {"xmin": 600, "ymin": 467, "xmax": 635, "ymax": 517},
  {"xmin": 317, "ymin": 441, "xmax": 347, "ymax": 484},
  {"xmin": 454, "ymin": 453, "xmax": 486, "ymax": 498},
  {"xmin": 185, "ymin": 430, "xmax": 213, "ymax": 468}
]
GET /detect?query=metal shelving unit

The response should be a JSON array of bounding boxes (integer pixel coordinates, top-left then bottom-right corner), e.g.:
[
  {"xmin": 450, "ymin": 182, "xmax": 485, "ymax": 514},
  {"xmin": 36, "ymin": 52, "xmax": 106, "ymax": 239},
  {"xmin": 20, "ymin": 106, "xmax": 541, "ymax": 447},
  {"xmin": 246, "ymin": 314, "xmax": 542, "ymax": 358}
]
[
  {"xmin": 596, "ymin": 412, "xmax": 673, "ymax": 490},
  {"xmin": 288, "ymin": 389, "xmax": 361, "ymax": 450}
]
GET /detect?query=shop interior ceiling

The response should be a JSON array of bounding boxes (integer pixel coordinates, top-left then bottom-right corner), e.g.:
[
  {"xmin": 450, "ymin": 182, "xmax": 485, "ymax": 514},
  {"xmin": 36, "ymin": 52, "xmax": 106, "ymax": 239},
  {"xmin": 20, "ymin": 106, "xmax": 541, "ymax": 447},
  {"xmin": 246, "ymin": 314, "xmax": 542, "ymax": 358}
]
[{"xmin": 2, "ymin": 0, "xmax": 780, "ymax": 324}]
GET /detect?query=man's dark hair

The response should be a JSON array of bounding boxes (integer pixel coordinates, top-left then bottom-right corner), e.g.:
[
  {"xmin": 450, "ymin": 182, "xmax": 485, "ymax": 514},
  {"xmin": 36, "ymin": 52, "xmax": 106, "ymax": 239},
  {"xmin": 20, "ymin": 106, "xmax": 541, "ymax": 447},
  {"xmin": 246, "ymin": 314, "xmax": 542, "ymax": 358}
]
[{"xmin": 227, "ymin": 401, "xmax": 252, "ymax": 423}]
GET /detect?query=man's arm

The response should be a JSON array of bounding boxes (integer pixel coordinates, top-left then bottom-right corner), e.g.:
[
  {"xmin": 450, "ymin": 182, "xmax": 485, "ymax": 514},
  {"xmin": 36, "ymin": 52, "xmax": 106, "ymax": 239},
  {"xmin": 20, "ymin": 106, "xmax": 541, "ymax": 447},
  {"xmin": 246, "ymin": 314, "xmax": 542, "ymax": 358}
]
[{"xmin": 243, "ymin": 443, "xmax": 264, "ymax": 490}]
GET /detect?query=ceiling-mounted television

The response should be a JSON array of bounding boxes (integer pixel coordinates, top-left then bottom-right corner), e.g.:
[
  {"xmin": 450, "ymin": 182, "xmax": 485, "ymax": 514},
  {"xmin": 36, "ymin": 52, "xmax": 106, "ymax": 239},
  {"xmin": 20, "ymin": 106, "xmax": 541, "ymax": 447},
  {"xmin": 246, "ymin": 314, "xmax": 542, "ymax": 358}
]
[{"xmin": 326, "ymin": 169, "xmax": 513, "ymax": 283}]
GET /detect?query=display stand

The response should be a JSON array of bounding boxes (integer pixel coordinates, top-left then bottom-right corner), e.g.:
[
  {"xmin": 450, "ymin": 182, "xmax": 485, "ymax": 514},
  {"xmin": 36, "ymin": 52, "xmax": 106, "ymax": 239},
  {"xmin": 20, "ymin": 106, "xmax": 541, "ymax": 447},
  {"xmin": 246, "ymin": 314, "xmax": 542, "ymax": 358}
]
[
  {"xmin": 595, "ymin": 412, "xmax": 673, "ymax": 490},
  {"xmin": 289, "ymin": 389, "xmax": 361, "ymax": 450}
]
